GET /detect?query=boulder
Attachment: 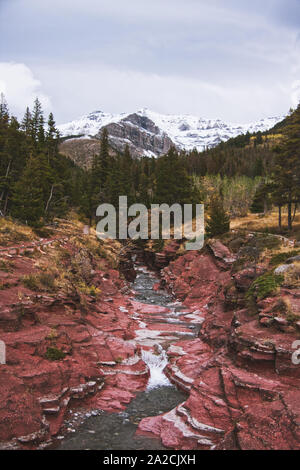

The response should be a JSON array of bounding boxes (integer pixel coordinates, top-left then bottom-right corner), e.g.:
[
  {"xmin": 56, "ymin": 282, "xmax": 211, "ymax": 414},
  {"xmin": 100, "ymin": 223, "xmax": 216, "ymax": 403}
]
[
  {"xmin": 274, "ymin": 264, "xmax": 295, "ymax": 275},
  {"xmin": 207, "ymin": 239, "xmax": 236, "ymax": 265}
]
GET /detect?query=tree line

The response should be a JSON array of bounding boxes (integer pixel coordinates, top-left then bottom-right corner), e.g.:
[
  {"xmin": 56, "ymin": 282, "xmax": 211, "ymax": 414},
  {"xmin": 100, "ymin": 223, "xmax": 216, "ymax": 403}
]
[
  {"xmin": 0, "ymin": 95, "xmax": 86, "ymax": 227},
  {"xmin": 184, "ymin": 105, "xmax": 300, "ymax": 231},
  {"xmin": 1, "ymin": 93, "xmax": 299, "ymax": 235},
  {"xmin": 0, "ymin": 96, "xmax": 200, "ymax": 229}
]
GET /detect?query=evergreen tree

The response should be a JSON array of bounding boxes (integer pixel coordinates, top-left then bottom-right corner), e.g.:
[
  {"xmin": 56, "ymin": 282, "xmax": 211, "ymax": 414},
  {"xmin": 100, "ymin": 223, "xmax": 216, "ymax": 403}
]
[
  {"xmin": 89, "ymin": 152, "xmax": 103, "ymax": 220},
  {"xmin": 253, "ymin": 156, "xmax": 264, "ymax": 177},
  {"xmin": 138, "ymin": 163, "xmax": 151, "ymax": 206},
  {"xmin": 46, "ymin": 112, "xmax": 59, "ymax": 162},
  {"xmin": 30, "ymin": 97, "xmax": 43, "ymax": 142},
  {"xmin": 256, "ymin": 132, "xmax": 263, "ymax": 145},
  {"xmin": 206, "ymin": 194, "xmax": 230, "ymax": 237},
  {"xmin": 99, "ymin": 127, "xmax": 110, "ymax": 183},
  {"xmin": 12, "ymin": 153, "xmax": 53, "ymax": 226},
  {"xmin": 120, "ymin": 145, "xmax": 135, "ymax": 205},
  {"xmin": 21, "ymin": 107, "xmax": 32, "ymax": 136},
  {"xmin": 250, "ymin": 182, "xmax": 270, "ymax": 214},
  {"xmin": 0, "ymin": 117, "xmax": 27, "ymax": 215},
  {"xmin": 270, "ymin": 104, "xmax": 300, "ymax": 230},
  {"xmin": 0, "ymin": 93, "xmax": 9, "ymax": 125},
  {"xmin": 155, "ymin": 148, "xmax": 199, "ymax": 206},
  {"xmin": 0, "ymin": 96, "xmax": 86, "ymax": 225},
  {"xmin": 37, "ymin": 114, "xmax": 45, "ymax": 148},
  {"xmin": 105, "ymin": 155, "xmax": 122, "ymax": 208},
  {"xmin": 89, "ymin": 128, "xmax": 111, "ymax": 219}
]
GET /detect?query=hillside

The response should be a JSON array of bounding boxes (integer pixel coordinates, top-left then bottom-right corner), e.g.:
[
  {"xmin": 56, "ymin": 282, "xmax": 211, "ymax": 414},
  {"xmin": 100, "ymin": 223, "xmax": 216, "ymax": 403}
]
[
  {"xmin": 184, "ymin": 110, "xmax": 292, "ymax": 179},
  {"xmin": 59, "ymin": 137, "xmax": 118, "ymax": 170}
]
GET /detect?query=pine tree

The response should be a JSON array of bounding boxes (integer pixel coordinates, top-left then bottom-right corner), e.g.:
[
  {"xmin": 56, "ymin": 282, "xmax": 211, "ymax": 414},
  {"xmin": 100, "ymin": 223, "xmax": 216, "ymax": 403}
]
[
  {"xmin": 250, "ymin": 182, "xmax": 271, "ymax": 214},
  {"xmin": 255, "ymin": 132, "xmax": 263, "ymax": 146},
  {"xmin": 12, "ymin": 153, "xmax": 53, "ymax": 226},
  {"xmin": 206, "ymin": 194, "xmax": 230, "ymax": 237},
  {"xmin": 89, "ymin": 128, "xmax": 111, "ymax": 213},
  {"xmin": 253, "ymin": 156, "xmax": 264, "ymax": 177},
  {"xmin": 270, "ymin": 104, "xmax": 300, "ymax": 230},
  {"xmin": 138, "ymin": 163, "xmax": 151, "ymax": 206},
  {"xmin": 0, "ymin": 96, "xmax": 84, "ymax": 224},
  {"xmin": 21, "ymin": 107, "xmax": 32, "ymax": 136},
  {"xmin": 0, "ymin": 117, "xmax": 27, "ymax": 215},
  {"xmin": 155, "ymin": 148, "xmax": 199, "ymax": 206},
  {"xmin": 105, "ymin": 155, "xmax": 122, "ymax": 208},
  {"xmin": 46, "ymin": 112, "xmax": 59, "ymax": 163},
  {"xmin": 89, "ymin": 151, "xmax": 103, "ymax": 220},
  {"xmin": 37, "ymin": 114, "xmax": 45, "ymax": 148},
  {"xmin": 99, "ymin": 127, "xmax": 110, "ymax": 183},
  {"xmin": 0, "ymin": 93, "xmax": 9, "ymax": 125},
  {"xmin": 30, "ymin": 98, "xmax": 43, "ymax": 142},
  {"xmin": 120, "ymin": 145, "xmax": 135, "ymax": 205}
]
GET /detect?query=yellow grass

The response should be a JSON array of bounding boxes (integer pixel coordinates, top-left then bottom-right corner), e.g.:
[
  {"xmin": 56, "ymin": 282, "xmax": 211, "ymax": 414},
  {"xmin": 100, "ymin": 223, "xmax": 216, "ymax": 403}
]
[
  {"xmin": 284, "ymin": 262, "xmax": 300, "ymax": 289},
  {"xmin": 231, "ymin": 211, "xmax": 300, "ymax": 240},
  {"xmin": 0, "ymin": 218, "xmax": 37, "ymax": 246}
]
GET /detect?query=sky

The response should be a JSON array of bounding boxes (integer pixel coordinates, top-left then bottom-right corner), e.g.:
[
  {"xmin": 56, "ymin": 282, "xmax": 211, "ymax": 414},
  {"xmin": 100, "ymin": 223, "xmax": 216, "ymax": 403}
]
[{"xmin": 0, "ymin": 0, "xmax": 300, "ymax": 124}]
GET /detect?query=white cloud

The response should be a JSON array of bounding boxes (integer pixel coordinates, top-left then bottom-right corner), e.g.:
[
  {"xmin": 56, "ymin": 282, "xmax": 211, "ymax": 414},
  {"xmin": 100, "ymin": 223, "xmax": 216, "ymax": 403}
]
[
  {"xmin": 34, "ymin": 62, "xmax": 291, "ymax": 123},
  {"xmin": 291, "ymin": 80, "xmax": 300, "ymax": 107},
  {"xmin": 1, "ymin": 1, "xmax": 298, "ymax": 123},
  {"xmin": 26, "ymin": 0, "xmax": 288, "ymax": 34},
  {"xmin": 0, "ymin": 60, "xmax": 293, "ymax": 124},
  {"xmin": 0, "ymin": 62, "xmax": 51, "ymax": 117}
]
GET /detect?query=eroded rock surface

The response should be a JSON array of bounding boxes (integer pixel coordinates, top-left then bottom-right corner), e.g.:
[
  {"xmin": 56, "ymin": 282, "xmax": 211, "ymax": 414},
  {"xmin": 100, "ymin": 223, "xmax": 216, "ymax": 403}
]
[
  {"xmin": 0, "ymin": 240, "xmax": 148, "ymax": 449},
  {"xmin": 1, "ymin": 233, "xmax": 299, "ymax": 451},
  {"xmin": 137, "ymin": 242, "xmax": 300, "ymax": 450}
]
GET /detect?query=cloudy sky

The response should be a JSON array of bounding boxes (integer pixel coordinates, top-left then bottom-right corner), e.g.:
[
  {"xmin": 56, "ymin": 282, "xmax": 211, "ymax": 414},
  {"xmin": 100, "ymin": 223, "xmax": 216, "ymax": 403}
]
[{"xmin": 0, "ymin": 0, "xmax": 300, "ymax": 124}]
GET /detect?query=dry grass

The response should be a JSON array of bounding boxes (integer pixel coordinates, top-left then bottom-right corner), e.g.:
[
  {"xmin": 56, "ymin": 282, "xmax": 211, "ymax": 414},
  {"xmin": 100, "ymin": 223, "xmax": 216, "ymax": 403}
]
[
  {"xmin": 269, "ymin": 250, "xmax": 300, "ymax": 266},
  {"xmin": 272, "ymin": 297, "xmax": 292, "ymax": 315},
  {"xmin": 283, "ymin": 262, "xmax": 300, "ymax": 289},
  {"xmin": 77, "ymin": 282, "xmax": 101, "ymax": 297},
  {"xmin": 231, "ymin": 211, "xmax": 300, "ymax": 239},
  {"xmin": 16, "ymin": 217, "xmax": 123, "ymax": 300},
  {"xmin": 0, "ymin": 218, "xmax": 37, "ymax": 246},
  {"xmin": 0, "ymin": 259, "xmax": 14, "ymax": 272},
  {"xmin": 22, "ymin": 269, "xmax": 58, "ymax": 292}
]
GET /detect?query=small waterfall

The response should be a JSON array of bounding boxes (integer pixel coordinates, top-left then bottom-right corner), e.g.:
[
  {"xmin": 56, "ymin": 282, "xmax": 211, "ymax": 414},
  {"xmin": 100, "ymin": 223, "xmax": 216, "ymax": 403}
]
[
  {"xmin": 142, "ymin": 344, "xmax": 172, "ymax": 390},
  {"xmin": 58, "ymin": 263, "xmax": 190, "ymax": 450}
]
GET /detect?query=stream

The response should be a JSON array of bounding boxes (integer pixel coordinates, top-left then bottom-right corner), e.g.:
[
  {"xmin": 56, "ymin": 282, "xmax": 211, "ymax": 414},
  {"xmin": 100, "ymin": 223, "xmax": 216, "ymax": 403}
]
[{"xmin": 58, "ymin": 263, "xmax": 199, "ymax": 450}]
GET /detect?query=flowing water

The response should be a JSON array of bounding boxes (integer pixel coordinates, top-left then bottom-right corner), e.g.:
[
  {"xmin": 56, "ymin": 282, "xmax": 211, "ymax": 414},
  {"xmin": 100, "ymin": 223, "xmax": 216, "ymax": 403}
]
[{"xmin": 58, "ymin": 263, "xmax": 199, "ymax": 450}]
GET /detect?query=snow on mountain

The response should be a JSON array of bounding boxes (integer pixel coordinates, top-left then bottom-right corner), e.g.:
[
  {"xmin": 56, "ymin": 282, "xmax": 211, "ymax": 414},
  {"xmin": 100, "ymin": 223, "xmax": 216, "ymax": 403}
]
[
  {"xmin": 138, "ymin": 109, "xmax": 284, "ymax": 152},
  {"xmin": 58, "ymin": 110, "xmax": 128, "ymax": 138},
  {"xmin": 58, "ymin": 108, "xmax": 284, "ymax": 155}
]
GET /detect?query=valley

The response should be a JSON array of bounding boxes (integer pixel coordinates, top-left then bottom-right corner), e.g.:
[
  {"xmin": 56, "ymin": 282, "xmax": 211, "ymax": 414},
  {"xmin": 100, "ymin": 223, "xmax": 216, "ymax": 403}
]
[
  {"xmin": 0, "ymin": 219, "xmax": 299, "ymax": 450},
  {"xmin": 2, "ymin": 0, "xmax": 300, "ymax": 455}
]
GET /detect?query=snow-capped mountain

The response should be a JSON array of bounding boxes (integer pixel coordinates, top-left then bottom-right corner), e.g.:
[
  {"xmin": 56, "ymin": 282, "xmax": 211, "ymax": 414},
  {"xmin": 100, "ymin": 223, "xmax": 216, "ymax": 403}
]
[
  {"xmin": 58, "ymin": 108, "xmax": 284, "ymax": 157},
  {"xmin": 138, "ymin": 109, "xmax": 283, "ymax": 152}
]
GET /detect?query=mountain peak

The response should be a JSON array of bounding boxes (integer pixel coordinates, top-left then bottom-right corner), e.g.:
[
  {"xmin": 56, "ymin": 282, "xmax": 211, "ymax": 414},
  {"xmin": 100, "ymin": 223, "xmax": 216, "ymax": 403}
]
[{"xmin": 58, "ymin": 109, "xmax": 285, "ymax": 156}]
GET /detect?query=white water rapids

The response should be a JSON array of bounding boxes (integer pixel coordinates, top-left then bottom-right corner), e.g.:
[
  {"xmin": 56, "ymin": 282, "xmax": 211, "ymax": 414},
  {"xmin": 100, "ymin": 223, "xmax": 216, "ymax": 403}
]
[{"xmin": 141, "ymin": 345, "xmax": 172, "ymax": 390}]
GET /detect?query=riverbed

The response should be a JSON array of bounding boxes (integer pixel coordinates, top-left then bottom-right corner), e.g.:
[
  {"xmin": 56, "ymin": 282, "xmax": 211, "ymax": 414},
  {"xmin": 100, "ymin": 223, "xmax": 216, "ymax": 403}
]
[{"xmin": 58, "ymin": 264, "xmax": 199, "ymax": 450}]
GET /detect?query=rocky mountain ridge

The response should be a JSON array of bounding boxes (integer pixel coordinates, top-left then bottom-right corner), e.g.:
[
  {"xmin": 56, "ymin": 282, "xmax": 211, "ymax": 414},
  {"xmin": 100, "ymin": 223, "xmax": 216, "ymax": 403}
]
[{"xmin": 58, "ymin": 108, "xmax": 284, "ymax": 158}]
